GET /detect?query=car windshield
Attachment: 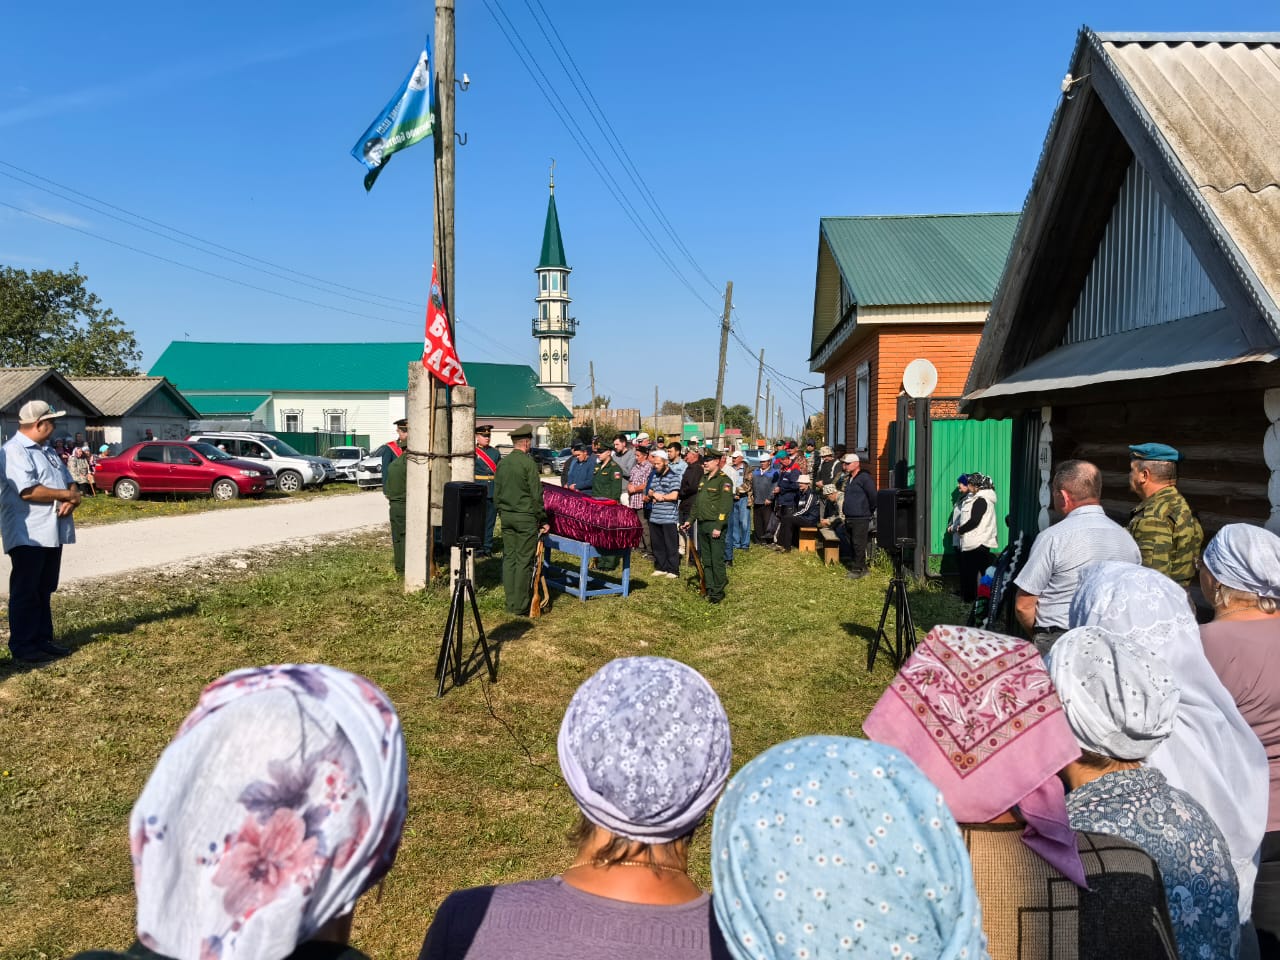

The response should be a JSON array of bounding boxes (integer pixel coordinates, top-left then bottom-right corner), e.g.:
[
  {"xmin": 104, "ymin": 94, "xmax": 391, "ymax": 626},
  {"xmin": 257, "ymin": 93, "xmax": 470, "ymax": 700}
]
[
  {"xmin": 262, "ymin": 436, "xmax": 303, "ymax": 457},
  {"xmin": 191, "ymin": 442, "xmax": 233, "ymax": 461},
  {"xmin": 326, "ymin": 447, "xmax": 360, "ymax": 459}
]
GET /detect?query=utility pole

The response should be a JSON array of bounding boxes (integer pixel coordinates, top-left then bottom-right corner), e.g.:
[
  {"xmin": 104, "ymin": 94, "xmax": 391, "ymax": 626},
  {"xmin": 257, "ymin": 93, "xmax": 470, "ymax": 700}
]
[
  {"xmin": 712, "ymin": 281, "xmax": 733, "ymax": 446},
  {"xmin": 589, "ymin": 361, "xmax": 598, "ymax": 439},
  {"xmin": 752, "ymin": 349, "xmax": 764, "ymax": 448},
  {"xmin": 764, "ymin": 380, "xmax": 771, "ymax": 444},
  {"xmin": 407, "ymin": 0, "xmax": 457, "ymax": 590},
  {"xmin": 653, "ymin": 385, "xmax": 659, "ymax": 435}
]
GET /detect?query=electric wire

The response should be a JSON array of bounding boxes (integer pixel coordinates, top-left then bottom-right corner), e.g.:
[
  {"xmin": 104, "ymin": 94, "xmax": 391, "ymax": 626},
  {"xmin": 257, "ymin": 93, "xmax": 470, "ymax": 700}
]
[{"xmin": 0, "ymin": 159, "xmax": 423, "ymax": 310}]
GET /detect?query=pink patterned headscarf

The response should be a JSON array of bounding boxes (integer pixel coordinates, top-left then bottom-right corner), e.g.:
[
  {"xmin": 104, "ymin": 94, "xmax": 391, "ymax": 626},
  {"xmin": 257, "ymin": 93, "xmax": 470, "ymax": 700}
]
[
  {"xmin": 864, "ymin": 626, "xmax": 1087, "ymax": 887},
  {"xmin": 129, "ymin": 665, "xmax": 408, "ymax": 960}
]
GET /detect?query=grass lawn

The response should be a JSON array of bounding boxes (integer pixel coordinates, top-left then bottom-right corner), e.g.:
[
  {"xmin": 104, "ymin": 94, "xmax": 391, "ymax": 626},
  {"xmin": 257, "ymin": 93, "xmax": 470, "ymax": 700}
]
[
  {"xmin": 0, "ymin": 533, "xmax": 966, "ymax": 959},
  {"xmin": 73, "ymin": 481, "xmax": 367, "ymax": 527}
]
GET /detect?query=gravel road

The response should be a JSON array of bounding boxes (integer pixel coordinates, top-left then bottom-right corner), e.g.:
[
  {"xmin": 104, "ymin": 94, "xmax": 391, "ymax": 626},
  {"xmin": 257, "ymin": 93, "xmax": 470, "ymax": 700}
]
[{"xmin": 0, "ymin": 492, "xmax": 389, "ymax": 599}]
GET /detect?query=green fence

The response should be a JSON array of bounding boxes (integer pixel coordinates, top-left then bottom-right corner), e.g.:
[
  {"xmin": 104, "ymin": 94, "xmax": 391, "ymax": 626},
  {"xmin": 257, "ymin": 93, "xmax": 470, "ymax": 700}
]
[
  {"xmin": 276, "ymin": 432, "xmax": 372, "ymax": 456},
  {"xmin": 888, "ymin": 416, "xmax": 1013, "ymax": 558}
]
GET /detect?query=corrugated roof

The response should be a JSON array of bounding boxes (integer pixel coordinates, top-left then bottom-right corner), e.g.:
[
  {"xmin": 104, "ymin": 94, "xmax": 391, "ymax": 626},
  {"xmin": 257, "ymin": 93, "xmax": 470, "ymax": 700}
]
[
  {"xmin": 820, "ymin": 214, "xmax": 1020, "ymax": 307},
  {"xmin": 148, "ymin": 342, "xmax": 571, "ymax": 419},
  {"xmin": 1101, "ymin": 35, "xmax": 1280, "ymax": 323},
  {"xmin": 69, "ymin": 376, "xmax": 199, "ymax": 418},
  {"xmin": 0, "ymin": 367, "xmax": 52, "ymax": 408},
  {"xmin": 187, "ymin": 394, "xmax": 269, "ymax": 415}
]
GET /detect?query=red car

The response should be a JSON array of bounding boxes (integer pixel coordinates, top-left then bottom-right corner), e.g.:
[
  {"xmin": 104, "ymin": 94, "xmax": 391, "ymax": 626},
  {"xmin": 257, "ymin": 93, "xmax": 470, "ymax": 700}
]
[{"xmin": 95, "ymin": 441, "xmax": 275, "ymax": 501}]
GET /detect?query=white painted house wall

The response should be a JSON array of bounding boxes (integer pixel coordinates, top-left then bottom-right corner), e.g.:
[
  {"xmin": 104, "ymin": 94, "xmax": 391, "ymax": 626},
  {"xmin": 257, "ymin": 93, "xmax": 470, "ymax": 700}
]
[{"xmin": 264, "ymin": 393, "xmax": 394, "ymax": 439}]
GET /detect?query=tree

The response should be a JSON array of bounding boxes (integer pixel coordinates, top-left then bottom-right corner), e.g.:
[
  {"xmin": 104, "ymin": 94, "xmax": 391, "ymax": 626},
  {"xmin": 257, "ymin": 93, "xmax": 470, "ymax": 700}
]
[
  {"xmin": 722, "ymin": 404, "xmax": 753, "ymax": 431},
  {"xmin": 544, "ymin": 416, "xmax": 574, "ymax": 449},
  {"xmin": 659, "ymin": 399, "xmax": 683, "ymax": 416},
  {"xmin": 683, "ymin": 397, "xmax": 717, "ymax": 421},
  {"xmin": 589, "ymin": 395, "xmax": 611, "ymax": 409},
  {"xmin": 0, "ymin": 264, "xmax": 142, "ymax": 375}
]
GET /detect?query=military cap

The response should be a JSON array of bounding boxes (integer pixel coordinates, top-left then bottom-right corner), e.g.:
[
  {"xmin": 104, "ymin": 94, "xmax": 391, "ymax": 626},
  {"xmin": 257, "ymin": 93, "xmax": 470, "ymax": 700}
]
[
  {"xmin": 510, "ymin": 423, "xmax": 534, "ymax": 440},
  {"xmin": 476, "ymin": 424, "xmax": 493, "ymax": 435},
  {"xmin": 393, "ymin": 418, "xmax": 408, "ymax": 428},
  {"xmin": 1129, "ymin": 442, "xmax": 1182, "ymax": 463},
  {"xmin": 702, "ymin": 449, "xmax": 723, "ymax": 463}
]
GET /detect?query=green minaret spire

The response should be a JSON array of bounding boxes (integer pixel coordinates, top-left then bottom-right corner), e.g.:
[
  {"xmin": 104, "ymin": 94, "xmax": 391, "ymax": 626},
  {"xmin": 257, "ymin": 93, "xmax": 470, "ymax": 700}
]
[{"xmin": 538, "ymin": 171, "xmax": 567, "ymax": 269}]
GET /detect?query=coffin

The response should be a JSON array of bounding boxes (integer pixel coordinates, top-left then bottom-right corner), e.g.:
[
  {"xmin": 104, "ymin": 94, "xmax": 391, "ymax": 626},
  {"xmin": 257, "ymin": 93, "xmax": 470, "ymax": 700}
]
[{"xmin": 542, "ymin": 483, "xmax": 643, "ymax": 549}]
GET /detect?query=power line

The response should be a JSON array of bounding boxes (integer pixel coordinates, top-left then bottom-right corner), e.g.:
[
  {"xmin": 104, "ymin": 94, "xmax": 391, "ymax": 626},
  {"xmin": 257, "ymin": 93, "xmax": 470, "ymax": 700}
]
[{"xmin": 0, "ymin": 159, "xmax": 424, "ymax": 311}]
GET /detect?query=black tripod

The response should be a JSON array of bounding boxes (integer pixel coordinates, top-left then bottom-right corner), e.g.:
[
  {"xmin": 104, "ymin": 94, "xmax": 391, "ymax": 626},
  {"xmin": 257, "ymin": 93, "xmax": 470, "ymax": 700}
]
[
  {"xmin": 868, "ymin": 542, "xmax": 918, "ymax": 671},
  {"xmin": 436, "ymin": 539, "xmax": 497, "ymax": 697}
]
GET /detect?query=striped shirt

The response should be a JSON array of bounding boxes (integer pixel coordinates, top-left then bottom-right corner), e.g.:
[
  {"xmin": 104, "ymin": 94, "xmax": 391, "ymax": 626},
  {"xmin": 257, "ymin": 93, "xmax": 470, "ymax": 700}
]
[
  {"xmin": 648, "ymin": 468, "xmax": 682, "ymax": 524},
  {"xmin": 1013, "ymin": 505, "xmax": 1140, "ymax": 629}
]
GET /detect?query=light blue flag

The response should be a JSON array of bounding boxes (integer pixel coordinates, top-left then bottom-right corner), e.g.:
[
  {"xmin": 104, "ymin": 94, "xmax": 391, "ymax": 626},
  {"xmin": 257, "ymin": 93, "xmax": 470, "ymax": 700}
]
[{"xmin": 350, "ymin": 38, "xmax": 435, "ymax": 191}]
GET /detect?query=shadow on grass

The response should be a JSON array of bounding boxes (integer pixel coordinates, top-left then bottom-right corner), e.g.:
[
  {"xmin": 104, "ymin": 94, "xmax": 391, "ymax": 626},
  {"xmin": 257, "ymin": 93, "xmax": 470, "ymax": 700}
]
[
  {"xmin": 433, "ymin": 617, "xmax": 535, "ymax": 697},
  {"xmin": 1, "ymin": 602, "xmax": 199, "ymax": 678}
]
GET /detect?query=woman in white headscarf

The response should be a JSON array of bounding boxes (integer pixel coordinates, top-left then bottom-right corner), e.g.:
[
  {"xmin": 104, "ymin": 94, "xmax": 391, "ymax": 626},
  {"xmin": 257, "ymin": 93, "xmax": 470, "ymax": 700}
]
[
  {"xmin": 73, "ymin": 664, "xmax": 409, "ymax": 960},
  {"xmin": 1069, "ymin": 562, "xmax": 1269, "ymax": 932},
  {"xmin": 1199, "ymin": 524, "xmax": 1280, "ymax": 954}
]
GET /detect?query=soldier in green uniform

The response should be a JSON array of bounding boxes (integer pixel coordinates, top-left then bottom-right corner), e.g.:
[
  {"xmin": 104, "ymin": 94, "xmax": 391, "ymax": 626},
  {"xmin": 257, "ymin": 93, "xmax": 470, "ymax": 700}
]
[
  {"xmin": 494, "ymin": 423, "xmax": 548, "ymax": 615},
  {"xmin": 689, "ymin": 450, "xmax": 734, "ymax": 603},
  {"xmin": 384, "ymin": 421, "xmax": 409, "ymax": 575},
  {"xmin": 591, "ymin": 446, "xmax": 626, "ymax": 570},
  {"xmin": 1127, "ymin": 442, "xmax": 1204, "ymax": 587},
  {"xmin": 474, "ymin": 424, "xmax": 501, "ymax": 556}
]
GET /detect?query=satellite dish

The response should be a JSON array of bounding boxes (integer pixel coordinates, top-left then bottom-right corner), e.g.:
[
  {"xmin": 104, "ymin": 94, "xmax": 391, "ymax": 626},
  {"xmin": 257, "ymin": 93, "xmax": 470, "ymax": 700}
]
[{"xmin": 902, "ymin": 358, "xmax": 939, "ymax": 399}]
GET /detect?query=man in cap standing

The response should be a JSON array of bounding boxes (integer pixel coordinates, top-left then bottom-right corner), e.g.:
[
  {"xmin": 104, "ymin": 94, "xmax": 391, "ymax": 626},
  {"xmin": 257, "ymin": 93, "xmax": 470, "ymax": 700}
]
[
  {"xmin": 841, "ymin": 452, "xmax": 877, "ymax": 579},
  {"xmin": 1127, "ymin": 442, "xmax": 1203, "ymax": 587},
  {"xmin": 473, "ymin": 424, "xmax": 501, "ymax": 556},
  {"xmin": 494, "ymin": 424, "xmax": 548, "ymax": 615},
  {"xmin": 383, "ymin": 421, "xmax": 410, "ymax": 575},
  {"xmin": 2, "ymin": 400, "xmax": 81, "ymax": 663},
  {"xmin": 688, "ymin": 450, "xmax": 734, "ymax": 603},
  {"xmin": 728, "ymin": 450, "xmax": 752, "ymax": 554}
]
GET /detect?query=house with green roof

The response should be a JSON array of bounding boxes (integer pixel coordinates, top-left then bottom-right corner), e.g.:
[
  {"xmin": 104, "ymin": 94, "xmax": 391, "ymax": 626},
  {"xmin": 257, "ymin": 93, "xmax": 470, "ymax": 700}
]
[
  {"xmin": 809, "ymin": 212, "xmax": 1018, "ymax": 485},
  {"xmin": 149, "ymin": 341, "xmax": 571, "ymax": 445}
]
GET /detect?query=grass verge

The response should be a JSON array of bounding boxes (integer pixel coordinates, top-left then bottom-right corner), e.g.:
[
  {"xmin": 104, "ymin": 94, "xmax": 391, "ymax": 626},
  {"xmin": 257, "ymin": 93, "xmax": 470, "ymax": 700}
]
[
  {"xmin": 73, "ymin": 481, "xmax": 367, "ymax": 527},
  {"xmin": 0, "ymin": 534, "xmax": 965, "ymax": 959}
]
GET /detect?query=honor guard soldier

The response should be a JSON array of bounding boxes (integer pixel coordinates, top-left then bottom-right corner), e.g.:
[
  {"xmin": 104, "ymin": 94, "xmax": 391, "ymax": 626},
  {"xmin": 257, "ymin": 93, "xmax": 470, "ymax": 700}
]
[
  {"xmin": 474, "ymin": 424, "xmax": 501, "ymax": 556},
  {"xmin": 383, "ymin": 421, "xmax": 409, "ymax": 575},
  {"xmin": 1127, "ymin": 442, "xmax": 1203, "ymax": 587},
  {"xmin": 494, "ymin": 424, "xmax": 547, "ymax": 615},
  {"xmin": 380, "ymin": 419, "xmax": 407, "ymax": 478},
  {"xmin": 690, "ymin": 450, "xmax": 734, "ymax": 603},
  {"xmin": 591, "ymin": 445, "xmax": 625, "ymax": 571}
]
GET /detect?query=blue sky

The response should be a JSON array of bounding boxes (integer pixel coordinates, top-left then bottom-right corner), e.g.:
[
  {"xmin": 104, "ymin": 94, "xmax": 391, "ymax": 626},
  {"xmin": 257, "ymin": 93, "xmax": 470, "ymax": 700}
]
[{"xmin": 2, "ymin": 2, "xmax": 1276, "ymax": 433}]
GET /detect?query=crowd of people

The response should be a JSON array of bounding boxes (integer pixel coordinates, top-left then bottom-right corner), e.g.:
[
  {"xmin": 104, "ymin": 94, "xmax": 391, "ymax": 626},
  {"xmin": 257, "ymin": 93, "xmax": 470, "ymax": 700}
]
[{"xmin": 71, "ymin": 512, "xmax": 1280, "ymax": 960}]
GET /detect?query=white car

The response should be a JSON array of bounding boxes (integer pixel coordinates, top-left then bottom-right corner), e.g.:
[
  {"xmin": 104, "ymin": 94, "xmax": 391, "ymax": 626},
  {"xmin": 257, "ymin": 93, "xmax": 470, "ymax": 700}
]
[
  {"xmin": 325, "ymin": 446, "xmax": 369, "ymax": 482},
  {"xmin": 356, "ymin": 450, "xmax": 385, "ymax": 489}
]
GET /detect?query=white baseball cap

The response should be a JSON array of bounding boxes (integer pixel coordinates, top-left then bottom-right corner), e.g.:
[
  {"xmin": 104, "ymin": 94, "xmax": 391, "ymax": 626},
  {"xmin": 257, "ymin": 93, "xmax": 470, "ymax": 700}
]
[
  {"xmin": 841, "ymin": 453, "xmax": 860, "ymax": 464},
  {"xmin": 18, "ymin": 400, "xmax": 66, "ymax": 424}
]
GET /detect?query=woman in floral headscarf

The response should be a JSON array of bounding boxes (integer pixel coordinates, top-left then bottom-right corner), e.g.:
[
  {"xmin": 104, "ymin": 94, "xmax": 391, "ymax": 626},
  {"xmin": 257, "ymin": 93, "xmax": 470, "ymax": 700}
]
[
  {"xmin": 73, "ymin": 664, "xmax": 409, "ymax": 960},
  {"xmin": 712, "ymin": 735, "xmax": 989, "ymax": 960},
  {"xmin": 865, "ymin": 625, "xmax": 1177, "ymax": 960},
  {"xmin": 419, "ymin": 656, "xmax": 733, "ymax": 960}
]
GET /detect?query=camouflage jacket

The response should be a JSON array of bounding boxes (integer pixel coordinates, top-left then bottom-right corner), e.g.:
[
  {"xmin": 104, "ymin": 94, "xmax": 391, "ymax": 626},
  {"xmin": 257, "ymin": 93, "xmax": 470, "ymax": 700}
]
[{"xmin": 1128, "ymin": 484, "xmax": 1203, "ymax": 586}]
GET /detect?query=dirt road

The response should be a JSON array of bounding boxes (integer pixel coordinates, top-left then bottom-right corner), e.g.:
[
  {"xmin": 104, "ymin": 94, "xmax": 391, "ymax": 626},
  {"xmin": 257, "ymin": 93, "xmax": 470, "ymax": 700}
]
[{"xmin": 0, "ymin": 492, "xmax": 389, "ymax": 599}]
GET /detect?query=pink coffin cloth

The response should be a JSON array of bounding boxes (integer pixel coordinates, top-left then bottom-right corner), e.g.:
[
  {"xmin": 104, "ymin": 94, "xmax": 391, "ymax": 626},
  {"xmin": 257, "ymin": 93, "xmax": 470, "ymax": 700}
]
[
  {"xmin": 542, "ymin": 482, "xmax": 643, "ymax": 550},
  {"xmin": 863, "ymin": 624, "xmax": 1087, "ymax": 888}
]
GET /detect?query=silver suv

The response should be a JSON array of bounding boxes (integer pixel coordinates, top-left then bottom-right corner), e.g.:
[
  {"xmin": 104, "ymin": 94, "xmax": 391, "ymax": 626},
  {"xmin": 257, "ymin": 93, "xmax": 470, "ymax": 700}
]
[{"xmin": 186, "ymin": 432, "xmax": 335, "ymax": 493}]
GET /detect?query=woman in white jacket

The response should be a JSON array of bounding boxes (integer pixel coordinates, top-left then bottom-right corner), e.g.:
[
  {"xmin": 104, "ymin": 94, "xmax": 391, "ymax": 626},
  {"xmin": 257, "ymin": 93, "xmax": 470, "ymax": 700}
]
[{"xmin": 954, "ymin": 472, "xmax": 998, "ymax": 604}]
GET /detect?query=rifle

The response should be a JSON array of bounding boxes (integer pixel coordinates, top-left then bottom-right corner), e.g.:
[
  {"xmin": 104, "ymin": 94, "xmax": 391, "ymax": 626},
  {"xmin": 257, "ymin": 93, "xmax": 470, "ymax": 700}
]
[
  {"xmin": 530, "ymin": 537, "xmax": 551, "ymax": 618},
  {"xmin": 683, "ymin": 523, "xmax": 707, "ymax": 596}
]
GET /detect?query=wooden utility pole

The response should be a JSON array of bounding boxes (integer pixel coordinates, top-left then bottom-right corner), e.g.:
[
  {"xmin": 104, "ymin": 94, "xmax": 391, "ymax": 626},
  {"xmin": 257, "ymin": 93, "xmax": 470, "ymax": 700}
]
[
  {"xmin": 752, "ymin": 349, "xmax": 764, "ymax": 447},
  {"xmin": 653, "ymin": 385, "xmax": 659, "ymax": 434},
  {"xmin": 589, "ymin": 361, "xmax": 598, "ymax": 438},
  {"xmin": 763, "ymin": 380, "xmax": 771, "ymax": 444},
  {"xmin": 712, "ymin": 281, "xmax": 733, "ymax": 445}
]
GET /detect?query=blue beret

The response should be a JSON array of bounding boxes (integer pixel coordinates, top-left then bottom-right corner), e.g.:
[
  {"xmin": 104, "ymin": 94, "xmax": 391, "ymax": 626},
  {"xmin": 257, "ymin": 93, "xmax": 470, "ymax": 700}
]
[{"xmin": 1129, "ymin": 442, "xmax": 1182, "ymax": 462}]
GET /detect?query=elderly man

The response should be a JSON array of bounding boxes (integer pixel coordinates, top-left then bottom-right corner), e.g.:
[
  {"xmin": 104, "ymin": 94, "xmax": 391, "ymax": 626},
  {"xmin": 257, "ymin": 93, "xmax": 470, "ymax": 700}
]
[
  {"xmin": 1014, "ymin": 460, "xmax": 1141, "ymax": 653},
  {"xmin": 677, "ymin": 445, "xmax": 704, "ymax": 564},
  {"xmin": 776, "ymin": 473, "xmax": 821, "ymax": 552},
  {"xmin": 474, "ymin": 424, "xmax": 501, "ymax": 556},
  {"xmin": 1127, "ymin": 442, "xmax": 1203, "ymax": 587},
  {"xmin": 494, "ymin": 424, "xmax": 548, "ymax": 615},
  {"xmin": 840, "ymin": 453, "xmax": 877, "ymax": 579},
  {"xmin": 813, "ymin": 444, "xmax": 839, "ymax": 490},
  {"xmin": 644, "ymin": 449, "xmax": 682, "ymax": 578},
  {"xmin": 2, "ymin": 400, "xmax": 82, "ymax": 663},
  {"xmin": 719, "ymin": 450, "xmax": 743, "ymax": 566},
  {"xmin": 563, "ymin": 443, "xmax": 594, "ymax": 494},
  {"xmin": 752, "ymin": 453, "xmax": 780, "ymax": 545},
  {"xmin": 726, "ymin": 451, "xmax": 752, "ymax": 556}
]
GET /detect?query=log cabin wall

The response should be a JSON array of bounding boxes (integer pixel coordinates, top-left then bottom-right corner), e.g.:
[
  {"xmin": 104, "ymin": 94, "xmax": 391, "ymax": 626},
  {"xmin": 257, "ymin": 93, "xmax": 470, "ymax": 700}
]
[{"xmin": 1049, "ymin": 390, "xmax": 1270, "ymax": 537}]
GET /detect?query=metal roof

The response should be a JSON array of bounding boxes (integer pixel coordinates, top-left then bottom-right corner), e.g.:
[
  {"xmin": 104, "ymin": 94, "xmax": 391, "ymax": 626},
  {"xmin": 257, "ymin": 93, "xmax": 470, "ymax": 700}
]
[
  {"xmin": 68, "ymin": 375, "xmax": 199, "ymax": 418},
  {"xmin": 149, "ymin": 342, "xmax": 571, "ymax": 419},
  {"xmin": 1101, "ymin": 35, "xmax": 1280, "ymax": 324},
  {"xmin": 819, "ymin": 214, "xmax": 1019, "ymax": 307},
  {"xmin": 186, "ymin": 394, "xmax": 269, "ymax": 416},
  {"xmin": 0, "ymin": 367, "xmax": 99, "ymax": 414},
  {"xmin": 538, "ymin": 192, "xmax": 568, "ymax": 269}
]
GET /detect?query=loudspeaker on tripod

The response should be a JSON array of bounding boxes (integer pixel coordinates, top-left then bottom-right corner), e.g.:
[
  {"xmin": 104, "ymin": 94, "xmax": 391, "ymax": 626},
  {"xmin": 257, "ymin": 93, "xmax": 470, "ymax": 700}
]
[
  {"xmin": 442, "ymin": 481, "xmax": 487, "ymax": 547},
  {"xmin": 875, "ymin": 488, "xmax": 916, "ymax": 551}
]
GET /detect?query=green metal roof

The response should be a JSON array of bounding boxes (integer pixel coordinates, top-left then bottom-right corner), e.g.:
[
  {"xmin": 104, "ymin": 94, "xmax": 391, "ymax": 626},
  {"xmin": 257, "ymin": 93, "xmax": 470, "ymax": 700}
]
[
  {"xmin": 538, "ymin": 192, "xmax": 568, "ymax": 268},
  {"xmin": 150, "ymin": 342, "xmax": 571, "ymax": 418},
  {"xmin": 821, "ymin": 213, "xmax": 1019, "ymax": 307},
  {"xmin": 187, "ymin": 394, "xmax": 269, "ymax": 415}
]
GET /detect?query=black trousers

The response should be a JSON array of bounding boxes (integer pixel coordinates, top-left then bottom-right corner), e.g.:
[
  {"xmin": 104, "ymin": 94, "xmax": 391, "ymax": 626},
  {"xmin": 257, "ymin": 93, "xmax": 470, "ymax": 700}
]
[
  {"xmin": 8, "ymin": 545, "xmax": 62, "ymax": 656},
  {"xmin": 753, "ymin": 505, "xmax": 774, "ymax": 542},
  {"xmin": 958, "ymin": 546, "xmax": 993, "ymax": 604},
  {"xmin": 779, "ymin": 513, "xmax": 811, "ymax": 551},
  {"xmin": 650, "ymin": 521, "xmax": 679, "ymax": 575},
  {"xmin": 845, "ymin": 517, "xmax": 871, "ymax": 571}
]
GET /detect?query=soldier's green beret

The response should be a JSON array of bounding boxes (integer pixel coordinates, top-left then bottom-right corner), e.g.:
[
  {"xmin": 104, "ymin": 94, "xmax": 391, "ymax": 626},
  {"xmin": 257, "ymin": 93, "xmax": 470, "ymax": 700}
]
[{"xmin": 1129, "ymin": 442, "xmax": 1181, "ymax": 462}]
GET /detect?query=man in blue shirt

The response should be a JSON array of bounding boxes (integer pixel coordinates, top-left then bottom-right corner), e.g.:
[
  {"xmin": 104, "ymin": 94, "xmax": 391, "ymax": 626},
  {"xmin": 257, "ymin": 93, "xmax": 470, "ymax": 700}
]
[{"xmin": 2, "ymin": 400, "xmax": 81, "ymax": 663}]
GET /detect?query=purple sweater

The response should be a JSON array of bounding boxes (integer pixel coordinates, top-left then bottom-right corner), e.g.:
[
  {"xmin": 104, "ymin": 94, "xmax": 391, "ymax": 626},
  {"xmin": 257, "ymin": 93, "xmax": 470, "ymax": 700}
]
[{"xmin": 419, "ymin": 876, "xmax": 731, "ymax": 960}]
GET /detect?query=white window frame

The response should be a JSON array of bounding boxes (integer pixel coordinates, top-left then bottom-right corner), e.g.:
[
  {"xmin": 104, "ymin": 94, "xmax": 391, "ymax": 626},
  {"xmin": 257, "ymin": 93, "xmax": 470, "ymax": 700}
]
[
  {"xmin": 323, "ymin": 409, "xmax": 347, "ymax": 434},
  {"xmin": 855, "ymin": 363, "xmax": 869, "ymax": 453},
  {"xmin": 826, "ymin": 377, "xmax": 847, "ymax": 447},
  {"xmin": 282, "ymin": 409, "xmax": 303, "ymax": 431}
]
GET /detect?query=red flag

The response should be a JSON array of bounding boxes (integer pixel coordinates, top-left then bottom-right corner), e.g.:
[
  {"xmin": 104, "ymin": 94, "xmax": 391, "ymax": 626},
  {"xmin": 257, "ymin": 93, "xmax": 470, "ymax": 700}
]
[{"xmin": 422, "ymin": 263, "xmax": 467, "ymax": 386}]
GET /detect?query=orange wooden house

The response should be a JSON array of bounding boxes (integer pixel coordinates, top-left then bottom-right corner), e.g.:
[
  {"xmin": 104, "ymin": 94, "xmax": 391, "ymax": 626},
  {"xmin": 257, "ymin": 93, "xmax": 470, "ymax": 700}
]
[{"xmin": 808, "ymin": 214, "xmax": 1019, "ymax": 486}]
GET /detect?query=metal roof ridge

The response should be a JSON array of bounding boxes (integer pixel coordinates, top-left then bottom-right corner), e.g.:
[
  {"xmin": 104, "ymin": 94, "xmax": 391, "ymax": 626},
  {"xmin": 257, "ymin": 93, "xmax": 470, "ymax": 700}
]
[
  {"xmin": 1097, "ymin": 32, "xmax": 1280, "ymax": 43},
  {"xmin": 820, "ymin": 212, "xmax": 1019, "ymax": 221}
]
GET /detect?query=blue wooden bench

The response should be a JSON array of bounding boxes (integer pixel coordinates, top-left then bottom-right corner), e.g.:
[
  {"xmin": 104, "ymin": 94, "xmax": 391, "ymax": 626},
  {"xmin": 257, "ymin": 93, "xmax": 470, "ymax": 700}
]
[{"xmin": 541, "ymin": 533, "xmax": 631, "ymax": 600}]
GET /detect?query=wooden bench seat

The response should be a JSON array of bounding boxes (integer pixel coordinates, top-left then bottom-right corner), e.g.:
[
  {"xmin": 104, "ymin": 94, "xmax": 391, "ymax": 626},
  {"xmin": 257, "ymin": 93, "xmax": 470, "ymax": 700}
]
[
  {"xmin": 817, "ymin": 526, "xmax": 842, "ymax": 565},
  {"xmin": 797, "ymin": 526, "xmax": 819, "ymax": 553}
]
